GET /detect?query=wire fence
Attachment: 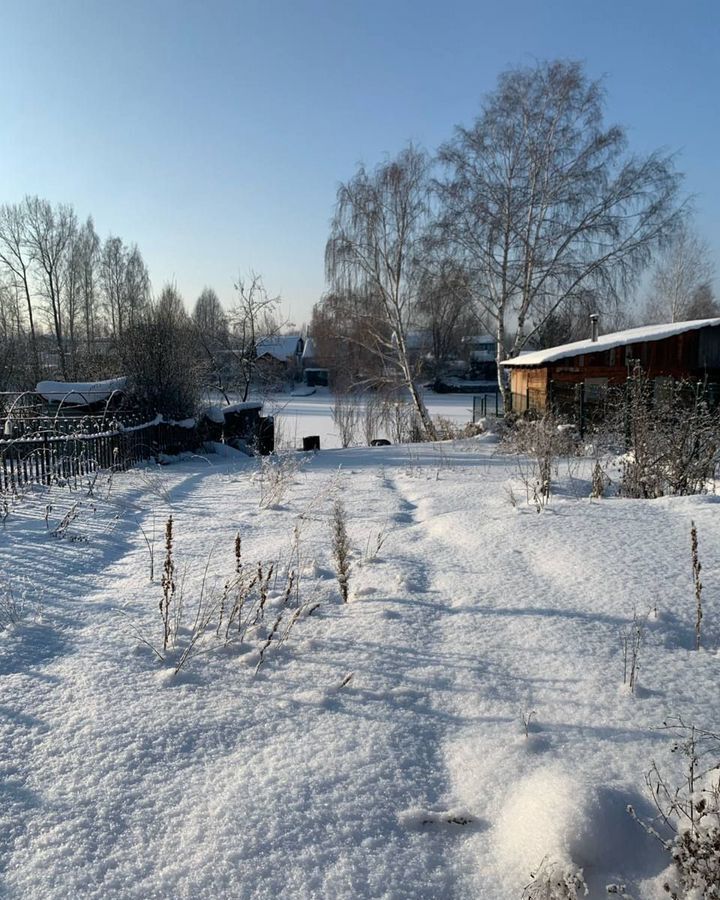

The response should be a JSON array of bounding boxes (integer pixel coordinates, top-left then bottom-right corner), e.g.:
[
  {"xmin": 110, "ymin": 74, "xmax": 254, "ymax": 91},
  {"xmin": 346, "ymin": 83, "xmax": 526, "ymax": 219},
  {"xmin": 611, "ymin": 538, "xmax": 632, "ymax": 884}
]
[
  {"xmin": 472, "ymin": 391, "xmax": 503, "ymax": 420},
  {"xmin": 0, "ymin": 419, "xmax": 201, "ymax": 494}
]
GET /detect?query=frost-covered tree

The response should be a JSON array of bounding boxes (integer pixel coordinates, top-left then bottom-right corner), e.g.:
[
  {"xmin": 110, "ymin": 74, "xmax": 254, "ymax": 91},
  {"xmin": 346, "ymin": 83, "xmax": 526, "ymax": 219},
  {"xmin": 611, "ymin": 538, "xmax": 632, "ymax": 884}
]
[
  {"xmin": 644, "ymin": 224, "xmax": 716, "ymax": 323},
  {"xmin": 436, "ymin": 59, "xmax": 684, "ymax": 405},
  {"xmin": 326, "ymin": 146, "xmax": 438, "ymax": 439}
]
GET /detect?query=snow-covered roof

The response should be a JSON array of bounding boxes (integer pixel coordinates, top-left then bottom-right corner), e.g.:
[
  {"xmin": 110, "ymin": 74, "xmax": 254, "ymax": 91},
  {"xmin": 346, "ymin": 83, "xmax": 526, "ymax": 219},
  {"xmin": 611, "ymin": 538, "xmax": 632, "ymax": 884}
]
[
  {"xmin": 256, "ymin": 335, "xmax": 303, "ymax": 361},
  {"xmin": 301, "ymin": 337, "xmax": 315, "ymax": 360},
  {"xmin": 500, "ymin": 318, "xmax": 720, "ymax": 368},
  {"xmin": 36, "ymin": 377, "xmax": 128, "ymax": 405},
  {"xmin": 203, "ymin": 401, "xmax": 263, "ymax": 424}
]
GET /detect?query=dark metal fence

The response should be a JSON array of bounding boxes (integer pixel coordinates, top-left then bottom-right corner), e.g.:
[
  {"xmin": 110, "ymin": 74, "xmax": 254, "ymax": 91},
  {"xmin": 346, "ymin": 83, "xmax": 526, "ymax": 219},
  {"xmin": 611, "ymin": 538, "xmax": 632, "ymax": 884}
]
[
  {"xmin": 0, "ymin": 419, "xmax": 201, "ymax": 493},
  {"xmin": 472, "ymin": 392, "xmax": 502, "ymax": 420}
]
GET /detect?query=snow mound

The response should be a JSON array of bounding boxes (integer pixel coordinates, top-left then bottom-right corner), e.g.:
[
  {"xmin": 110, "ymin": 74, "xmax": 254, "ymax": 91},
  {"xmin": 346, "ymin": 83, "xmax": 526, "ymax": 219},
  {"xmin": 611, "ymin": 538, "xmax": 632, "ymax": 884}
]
[
  {"xmin": 35, "ymin": 377, "xmax": 127, "ymax": 405},
  {"xmin": 495, "ymin": 768, "xmax": 662, "ymax": 893},
  {"xmin": 495, "ymin": 766, "xmax": 588, "ymax": 875}
]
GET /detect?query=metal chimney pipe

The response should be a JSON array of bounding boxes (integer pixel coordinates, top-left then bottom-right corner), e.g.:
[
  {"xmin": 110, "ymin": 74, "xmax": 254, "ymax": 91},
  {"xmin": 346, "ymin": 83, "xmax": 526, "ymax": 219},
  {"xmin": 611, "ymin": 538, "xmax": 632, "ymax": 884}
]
[{"xmin": 590, "ymin": 314, "xmax": 599, "ymax": 342}]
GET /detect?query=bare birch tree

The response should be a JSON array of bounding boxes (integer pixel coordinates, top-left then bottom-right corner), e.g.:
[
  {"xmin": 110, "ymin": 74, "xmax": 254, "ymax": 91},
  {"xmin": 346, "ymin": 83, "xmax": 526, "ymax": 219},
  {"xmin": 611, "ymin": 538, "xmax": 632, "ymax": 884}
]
[
  {"xmin": 192, "ymin": 287, "xmax": 232, "ymax": 400},
  {"xmin": 229, "ymin": 272, "xmax": 283, "ymax": 401},
  {"xmin": 435, "ymin": 60, "xmax": 684, "ymax": 406},
  {"xmin": 643, "ymin": 223, "xmax": 716, "ymax": 323},
  {"xmin": 76, "ymin": 216, "xmax": 101, "ymax": 352},
  {"xmin": 100, "ymin": 236, "xmax": 128, "ymax": 337},
  {"xmin": 325, "ymin": 145, "xmax": 438, "ymax": 440},
  {"xmin": 24, "ymin": 196, "xmax": 77, "ymax": 379},
  {"xmin": 0, "ymin": 202, "xmax": 40, "ymax": 380},
  {"xmin": 124, "ymin": 245, "xmax": 151, "ymax": 329}
]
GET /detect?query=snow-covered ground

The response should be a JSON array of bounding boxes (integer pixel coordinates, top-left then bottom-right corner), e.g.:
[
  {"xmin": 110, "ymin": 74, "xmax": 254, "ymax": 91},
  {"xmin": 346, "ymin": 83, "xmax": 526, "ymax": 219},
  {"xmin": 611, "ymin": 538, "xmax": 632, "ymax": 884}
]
[
  {"xmin": 265, "ymin": 389, "xmax": 491, "ymax": 450},
  {"xmin": 1, "ymin": 417, "xmax": 719, "ymax": 898}
]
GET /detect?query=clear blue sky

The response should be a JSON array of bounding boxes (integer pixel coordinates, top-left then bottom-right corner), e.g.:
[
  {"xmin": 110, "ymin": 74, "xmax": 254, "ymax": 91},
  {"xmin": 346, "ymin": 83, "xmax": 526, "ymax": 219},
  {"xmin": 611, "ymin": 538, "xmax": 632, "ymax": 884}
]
[{"xmin": 2, "ymin": 0, "xmax": 718, "ymax": 324}]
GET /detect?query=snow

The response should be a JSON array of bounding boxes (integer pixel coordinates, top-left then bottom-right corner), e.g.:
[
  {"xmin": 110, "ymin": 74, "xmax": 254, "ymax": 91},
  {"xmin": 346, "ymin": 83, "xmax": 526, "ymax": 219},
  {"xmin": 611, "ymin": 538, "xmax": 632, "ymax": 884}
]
[
  {"xmin": 1, "ymin": 396, "xmax": 720, "ymax": 898},
  {"xmin": 500, "ymin": 317, "xmax": 720, "ymax": 367},
  {"xmin": 267, "ymin": 389, "xmax": 483, "ymax": 449},
  {"xmin": 35, "ymin": 378, "xmax": 128, "ymax": 405},
  {"xmin": 203, "ymin": 401, "xmax": 263, "ymax": 424}
]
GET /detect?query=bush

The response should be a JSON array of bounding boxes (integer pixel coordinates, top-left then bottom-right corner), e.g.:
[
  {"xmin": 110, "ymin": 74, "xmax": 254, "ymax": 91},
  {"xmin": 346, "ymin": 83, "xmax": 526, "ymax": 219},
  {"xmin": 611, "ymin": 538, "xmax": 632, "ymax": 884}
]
[
  {"xmin": 630, "ymin": 718, "xmax": 720, "ymax": 899},
  {"xmin": 118, "ymin": 287, "xmax": 202, "ymax": 420},
  {"xmin": 503, "ymin": 413, "xmax": 578, "ymax": 508},
  {"xmin": 607, "ymin": 369, "xmax": 720, "ymax": 499}
]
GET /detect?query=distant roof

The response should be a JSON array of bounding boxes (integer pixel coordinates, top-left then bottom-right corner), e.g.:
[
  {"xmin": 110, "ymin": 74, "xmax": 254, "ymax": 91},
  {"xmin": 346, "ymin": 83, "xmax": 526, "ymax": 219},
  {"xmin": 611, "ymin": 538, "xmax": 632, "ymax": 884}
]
[
  {"xmin": 256, "ymin": 335, "xmax": 303, "ymax": 361},
  {"xmin": 463, "ymin": 334, "xmax": 496, "ymax": 345},
  {"xmin": 500, "ymin": 319, "xmax": 720, "ymax": 368}
]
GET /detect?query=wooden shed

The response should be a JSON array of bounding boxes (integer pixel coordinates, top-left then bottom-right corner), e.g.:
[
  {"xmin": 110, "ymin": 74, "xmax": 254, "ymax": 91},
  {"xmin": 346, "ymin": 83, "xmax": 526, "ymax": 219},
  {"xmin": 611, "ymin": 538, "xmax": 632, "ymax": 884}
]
[{"xmin": 500, "ymin": 318, "xmax": 720, "ymax": 414}]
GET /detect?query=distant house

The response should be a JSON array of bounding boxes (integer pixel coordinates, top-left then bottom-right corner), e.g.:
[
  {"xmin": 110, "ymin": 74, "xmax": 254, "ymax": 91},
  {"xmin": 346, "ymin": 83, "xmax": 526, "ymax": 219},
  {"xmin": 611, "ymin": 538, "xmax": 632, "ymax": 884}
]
[
  {"xmin": 500, "ymin": 317, "xmax": 720, "ymax": 414},
  {"xmin": 462, "ymin": 334, "xmax": 497, "ymax": 380},
  {"xmin": 255, "ymin": 335, "xmax": 304, "ymax": 381}
]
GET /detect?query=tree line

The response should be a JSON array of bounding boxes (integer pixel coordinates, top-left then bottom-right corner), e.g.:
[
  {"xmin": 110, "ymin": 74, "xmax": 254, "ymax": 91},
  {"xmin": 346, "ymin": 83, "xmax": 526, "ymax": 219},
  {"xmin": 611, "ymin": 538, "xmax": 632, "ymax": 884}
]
[
  {"xmin": 0, "ymin": 194, "xmax": 286, "ymax": 418},
  {"xmin": 314, "ymin": 59, "xmax": 717, "ymax": 435},
  {"xmin": 0, "ymin": 197, "xmax": 151, "ymax": 385}
]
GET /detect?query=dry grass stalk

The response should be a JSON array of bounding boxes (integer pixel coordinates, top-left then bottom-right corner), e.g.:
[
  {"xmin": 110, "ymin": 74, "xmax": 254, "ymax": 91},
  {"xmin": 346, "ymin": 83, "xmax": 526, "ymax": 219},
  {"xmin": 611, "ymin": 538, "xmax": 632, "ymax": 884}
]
[
  {"xmin": 331, "ymin": 499, "xmax": 351, "ymax": 602},
  {"xmin": 691, "ymin": 520, "xmax": 703, "ymax": 650},
  {"xmin": 160, "ymin": 515, "xmax": 175, "ymax": 651}
]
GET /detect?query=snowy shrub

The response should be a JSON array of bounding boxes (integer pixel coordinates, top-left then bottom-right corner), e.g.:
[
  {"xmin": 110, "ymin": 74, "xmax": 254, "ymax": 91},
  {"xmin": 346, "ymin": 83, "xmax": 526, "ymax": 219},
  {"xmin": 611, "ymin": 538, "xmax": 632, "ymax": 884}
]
[
  {"xmin": 331, "ymin": 499, "xmax": 351, "ymax": 602},
  {"xmin": 50, "ymin": 502, "xmax": 79, "ymax": 538},
  {"xmin": 432, "ymin": 415, "xmax": 483, "ymax": 440},
  {"xmin": 361, "ymin": 394, "xmax": 385, "ymax": 445},
  {"xmin": 138, "ymin": 468, "xmax": 173, "ymax": 505},
  {"xmin": 118, "ymin": 292, "xmax": 202, "ymax": 420},
  {"xmin": 504, "ymin": 413, "xmax": 577, "ymax": 509},
  {"xmin": 590, "ymin": 459, "xmax": 611, "ymax": 498},
  {"xmin": 363, "ymin": 519, "xmax": 390, "ymax": 563},
  {"xmin": 382, "ymin": 399, "xmax": 423, "ymax": 444},
  {"xmin": 331, "ymin": 392, "xmax": 359, "ymax": 448},
  {"xmin": 256, "ymin": 452, "xmax": 303, "ymax": 508},
  {"xmin": 630, "ymin": 718, "xmax": 720, "ymax": 899},
  {"xmin": 0, "ymin": 580, "xmax": 30, "ymax": 631},
  {"xmin": 609, "ymin": 369, "xmax": 720, "ymax": 499},
  {"xmin": 522, "ymin": 857, "xmax": 588, "ymax": 899}
]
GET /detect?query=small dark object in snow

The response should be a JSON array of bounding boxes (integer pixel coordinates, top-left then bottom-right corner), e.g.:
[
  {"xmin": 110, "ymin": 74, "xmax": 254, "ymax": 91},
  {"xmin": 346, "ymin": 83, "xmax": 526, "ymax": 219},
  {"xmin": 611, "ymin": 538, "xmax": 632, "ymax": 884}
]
[
  {"xmin": 302, "ymin": 435, "xmax": 320, "ymax": 451},
  {"xmin": 437, "ymin": 814, "xmax": 473, "ymax": 826},
  {"xmin": 371, "ymin": 439, "xmax": 391, "ymax": 446}
]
